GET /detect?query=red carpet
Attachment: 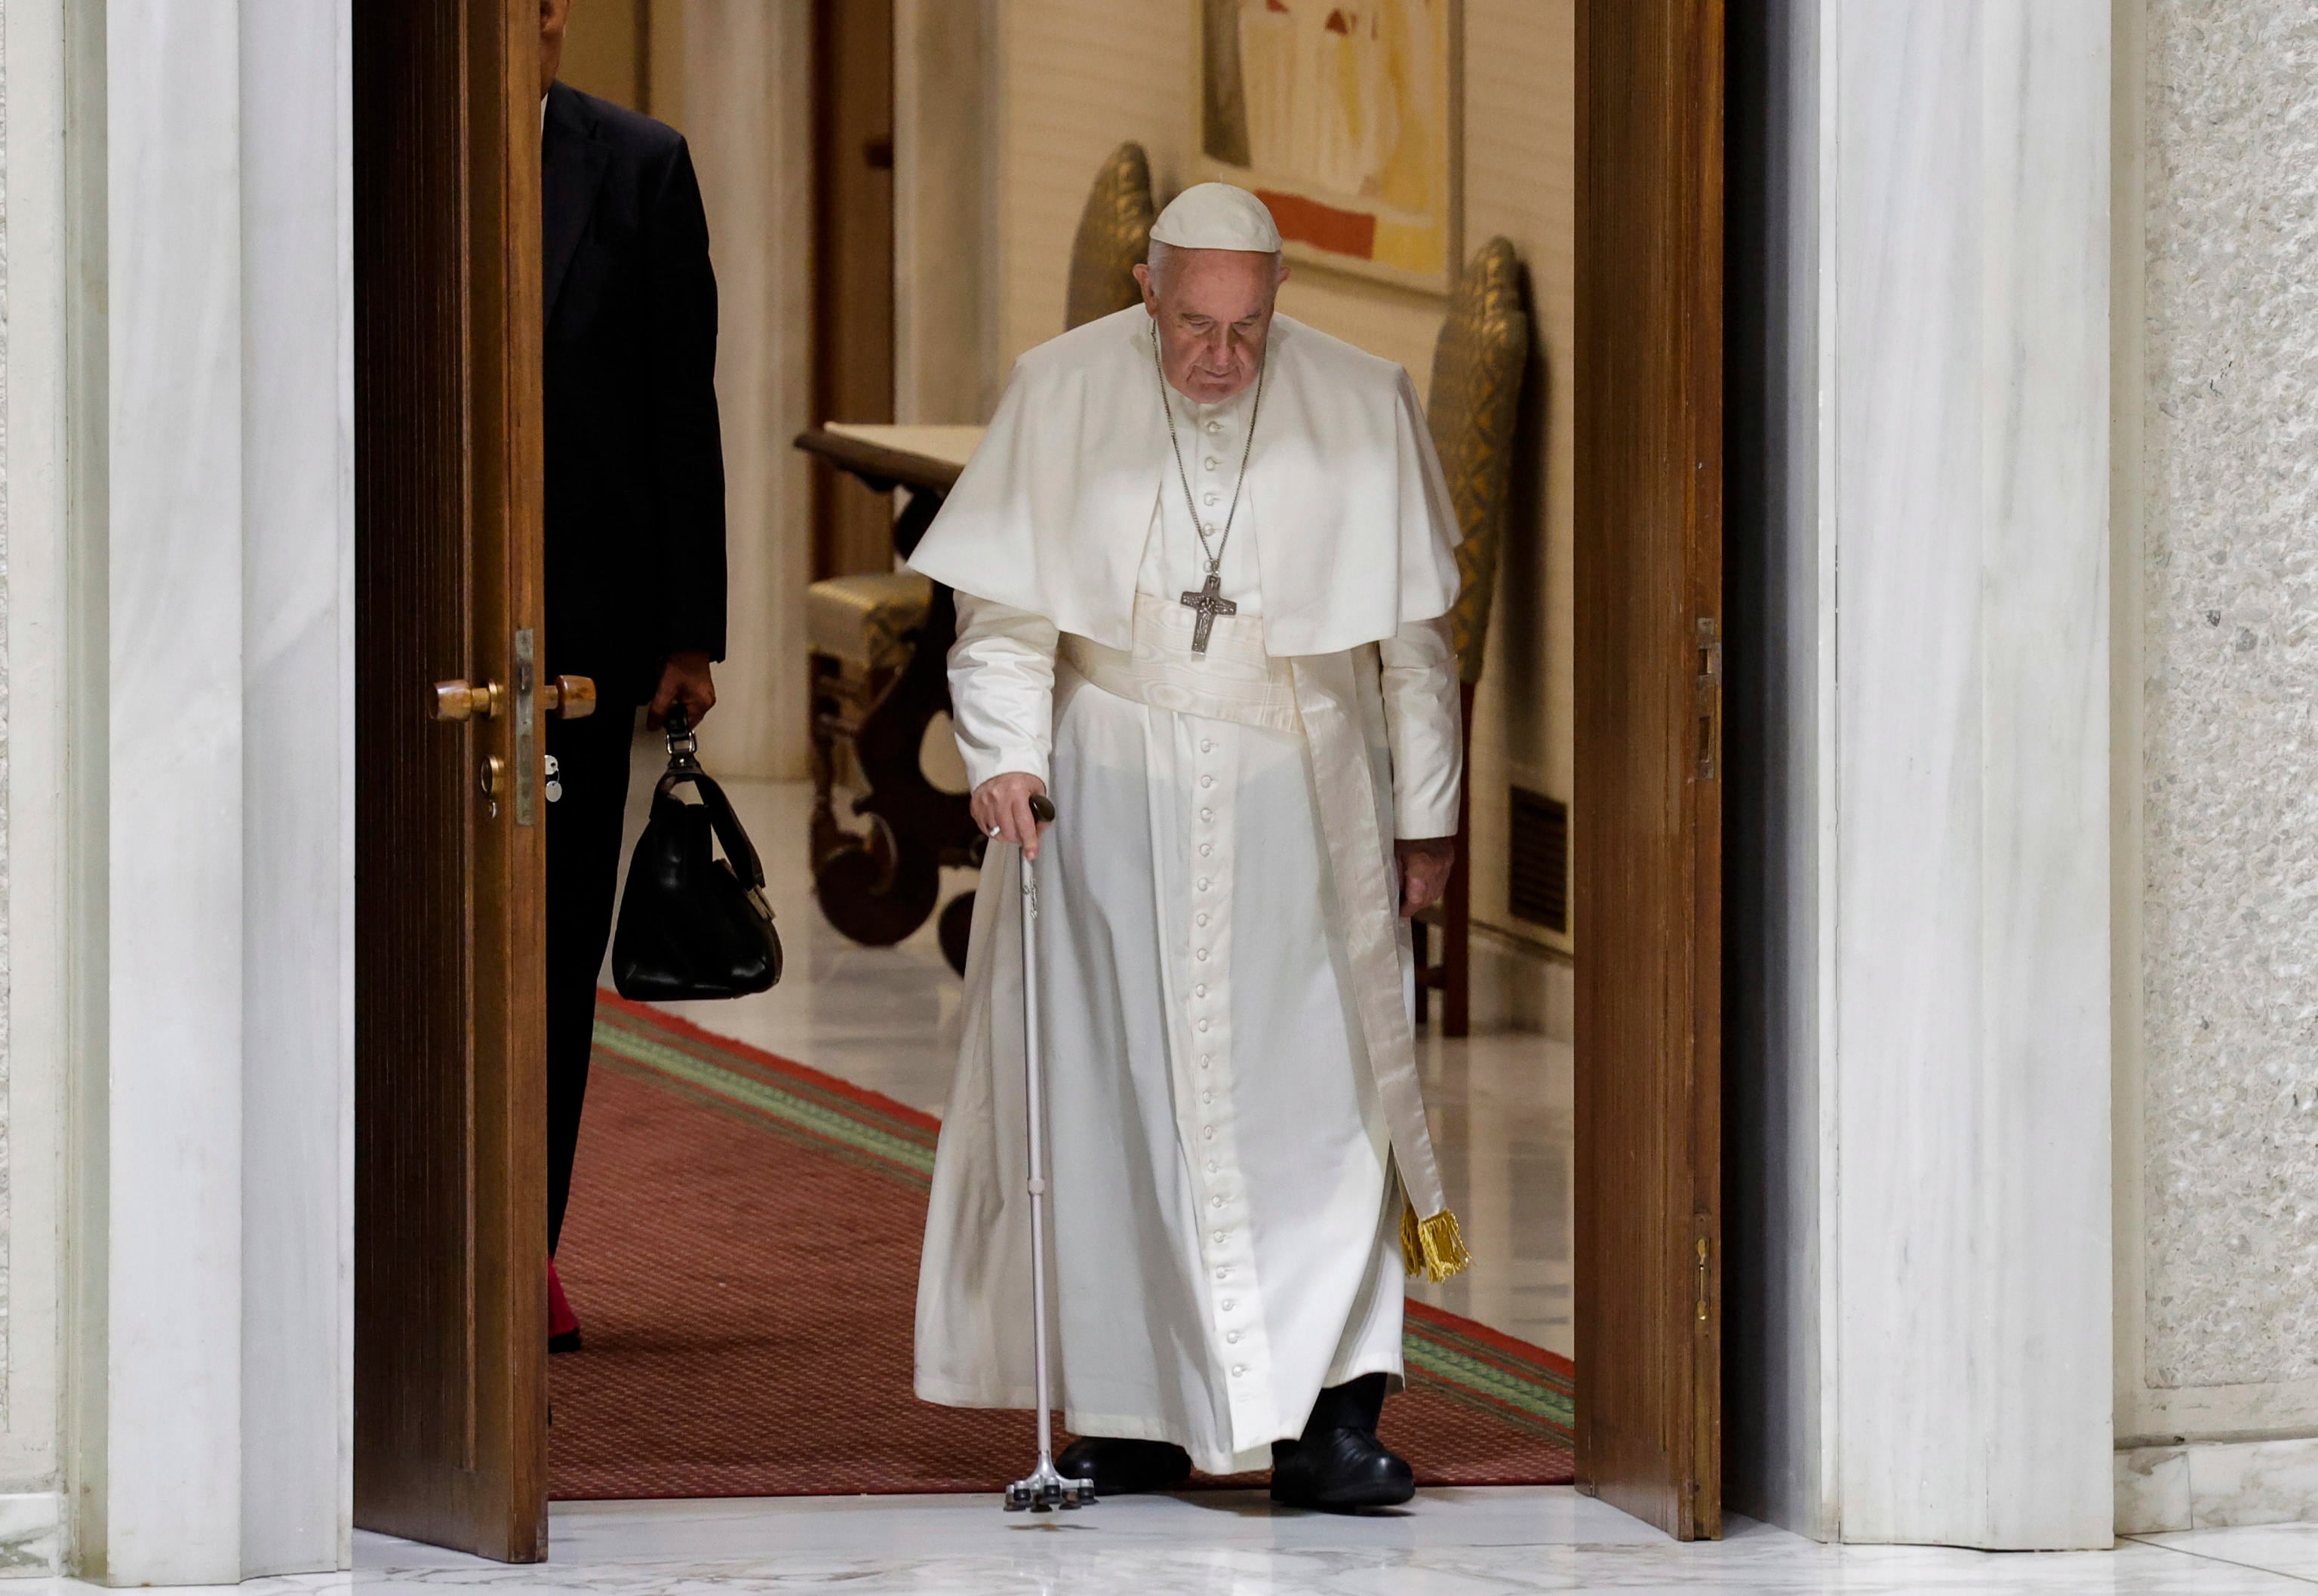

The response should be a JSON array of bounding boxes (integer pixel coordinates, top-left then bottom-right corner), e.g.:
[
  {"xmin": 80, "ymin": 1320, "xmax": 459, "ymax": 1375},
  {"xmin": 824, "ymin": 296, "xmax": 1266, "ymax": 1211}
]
[{"xmin": 548, "ymin": 992, "xmax": 1576, "ymax": 1499}]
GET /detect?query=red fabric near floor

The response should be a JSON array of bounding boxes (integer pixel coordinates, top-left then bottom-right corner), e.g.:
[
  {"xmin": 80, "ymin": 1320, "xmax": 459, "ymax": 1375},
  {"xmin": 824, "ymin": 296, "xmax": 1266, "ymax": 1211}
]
[{"xmin": 549, "ymin": 1030, "xmax": 1574, "ymax": 1499}]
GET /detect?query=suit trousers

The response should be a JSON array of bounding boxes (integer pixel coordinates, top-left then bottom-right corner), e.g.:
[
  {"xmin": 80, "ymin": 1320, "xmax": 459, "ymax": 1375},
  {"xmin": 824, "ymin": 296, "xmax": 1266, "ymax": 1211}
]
[{"xmin": 547, "ymin": 701, "xmax": 639, "ymax": 1254}]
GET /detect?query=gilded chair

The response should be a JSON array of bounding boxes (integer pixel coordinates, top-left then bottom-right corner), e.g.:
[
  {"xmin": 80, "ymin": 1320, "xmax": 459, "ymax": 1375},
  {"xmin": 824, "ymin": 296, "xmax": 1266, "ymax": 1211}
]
[
  {"xmin": 1412, "ymin": 237, "xmax": 1532, "ymax": 1035},
  {"xmin": 1065, "ymin": 142, "xmax": 1158, "ymax": 329},
  {"xmin": 804, "ymin": 145, "xmax": 1158, "ymax": 973}
]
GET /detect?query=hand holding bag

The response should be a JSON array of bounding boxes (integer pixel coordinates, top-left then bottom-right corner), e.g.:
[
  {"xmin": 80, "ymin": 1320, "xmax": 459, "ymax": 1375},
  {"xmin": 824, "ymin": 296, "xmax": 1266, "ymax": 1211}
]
[{"xmin": 611, "ymin": 706, "xmax": 783, "ymax": 1000}]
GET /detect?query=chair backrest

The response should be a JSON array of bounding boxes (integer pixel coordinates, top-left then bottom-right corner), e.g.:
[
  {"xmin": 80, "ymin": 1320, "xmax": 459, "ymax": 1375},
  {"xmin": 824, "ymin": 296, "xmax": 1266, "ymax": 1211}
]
[
  {"xmin": 1425, "ymin": 237, "xmax": 1532, "ymax": 686},
  {"xmin": 1065, "ymin": 143, "xmax": 1157, "ymax": 331}
]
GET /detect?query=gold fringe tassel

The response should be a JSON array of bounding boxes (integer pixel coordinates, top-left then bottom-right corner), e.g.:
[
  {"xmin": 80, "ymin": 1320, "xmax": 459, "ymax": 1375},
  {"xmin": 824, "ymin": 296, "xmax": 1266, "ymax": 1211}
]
[{"xmin": 1399, "ymin": 1203, "xmax": 1473, "ymax": 1283}]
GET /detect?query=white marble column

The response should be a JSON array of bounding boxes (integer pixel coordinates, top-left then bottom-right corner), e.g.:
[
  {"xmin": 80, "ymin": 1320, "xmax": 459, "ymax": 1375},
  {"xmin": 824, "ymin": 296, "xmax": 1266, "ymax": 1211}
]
[
  {"xmin": 236, "ymin": 0, "xmax": 355, "ymax": 1576},
  {"xmin": 40, "ymin": 1, "xmax": 355, "ymax": 1583},
  {"xmin": 679, "ymin": 0, "xmax": 813, "ymax": 780},
  {"xmin": 1727, "ymin": 0, "xmax": 2114, "ymax": 1550},
  {"xmin": 894, "ymin": 0, "xmax": 1001, "ymax": 426},
  {"xmin": 100, "ymin": 2, "xmax": 247, "ymax": 1579},
  {"xmin": 0, "ymin": 0, "xmax": 76, "ymax": 1574}
]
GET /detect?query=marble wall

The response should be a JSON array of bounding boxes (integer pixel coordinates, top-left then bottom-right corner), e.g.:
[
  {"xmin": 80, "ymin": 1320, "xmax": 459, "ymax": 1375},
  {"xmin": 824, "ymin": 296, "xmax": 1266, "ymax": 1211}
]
[
  {"xmin": 2134, "ymin": 0, "xmax": 2318, "ymax": 1405},
  {"xmin": 2112, "ymin": 1, "xmax": 2318, "ymax": 1526},
  {"xmin": 0, "ymin": 0, "xmax": 17, "ymax": 1430},
  {"xmin": 0, "ymin": 0, "xmax": 72, "ymax": 1573},
  {"xmin": 0, "ymin": 28, "xmax": 73, "ymax": 1575}
]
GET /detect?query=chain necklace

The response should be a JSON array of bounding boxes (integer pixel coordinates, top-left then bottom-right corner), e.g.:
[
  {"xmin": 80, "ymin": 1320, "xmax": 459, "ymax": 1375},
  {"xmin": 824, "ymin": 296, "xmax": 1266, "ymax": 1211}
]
[{"xmin": 1154, "ymin": 330, "xmax": 1267, "ymax": 583}]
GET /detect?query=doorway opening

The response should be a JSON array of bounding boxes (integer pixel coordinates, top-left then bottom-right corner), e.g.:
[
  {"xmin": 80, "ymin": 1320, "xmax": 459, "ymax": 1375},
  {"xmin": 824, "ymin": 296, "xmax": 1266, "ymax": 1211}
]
[{"xmin": 352, "ymin": 0, "xmax": 1726, "ymax": 1561}]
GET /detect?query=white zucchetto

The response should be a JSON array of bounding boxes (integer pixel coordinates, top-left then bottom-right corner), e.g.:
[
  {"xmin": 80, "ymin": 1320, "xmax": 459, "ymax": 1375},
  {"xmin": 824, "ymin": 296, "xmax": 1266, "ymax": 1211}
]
[{"xmin": 1148, "ymin": 182, "xmax": 1283, "ymax": 254}]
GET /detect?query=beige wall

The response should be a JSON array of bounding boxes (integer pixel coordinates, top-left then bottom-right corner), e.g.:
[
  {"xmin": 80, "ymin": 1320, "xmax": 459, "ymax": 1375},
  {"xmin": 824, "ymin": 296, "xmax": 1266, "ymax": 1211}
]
[
  {"xmin": 558, "ymin": 0, "xmax": 687, "ymax": 125},
  {"xmin": 987, "ymin": 0, "xmax": 1575, "ymax": 953},
  {"xmin": 648, "ymin": 0, "xmax": 1576, "ymax": 823}
]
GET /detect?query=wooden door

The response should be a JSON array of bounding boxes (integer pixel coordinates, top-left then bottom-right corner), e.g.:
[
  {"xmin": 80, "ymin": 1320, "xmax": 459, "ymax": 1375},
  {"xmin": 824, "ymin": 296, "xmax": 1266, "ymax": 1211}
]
[
  {"xmin": 1572, "ymin": 0, "xmax": 1726, "ymax": 1542},
  {"xmin": 352, "ymin": 0, "xmax": 550, "ymax": 1562},
  {"xmin": 809, "ymin": 0, "xmax": 897, "ymax": 580}
]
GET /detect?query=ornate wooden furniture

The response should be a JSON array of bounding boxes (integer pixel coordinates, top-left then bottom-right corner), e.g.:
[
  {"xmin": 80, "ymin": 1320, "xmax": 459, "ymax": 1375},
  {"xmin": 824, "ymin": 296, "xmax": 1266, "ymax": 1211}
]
[
  {"xmin": 1412, "ymin": 238, "xmax": 1533, "ymax": 1035},
  {"xmin": 796, "ymin": 426, "xmax": 983, "ymax": 968},
  {"xmin": 801, "ymin": 145, "xmax": 1156, "ymax": 973}
]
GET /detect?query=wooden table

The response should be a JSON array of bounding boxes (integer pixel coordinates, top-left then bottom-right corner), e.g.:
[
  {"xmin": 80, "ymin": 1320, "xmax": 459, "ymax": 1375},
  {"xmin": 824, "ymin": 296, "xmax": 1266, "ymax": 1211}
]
[
  {"xmin": 794, "ymin": 423, "xmax": 987, "ymax": 971},
  {"xmin": 795, "ymin": 423, "xmax": 982, "ymax": 555}
]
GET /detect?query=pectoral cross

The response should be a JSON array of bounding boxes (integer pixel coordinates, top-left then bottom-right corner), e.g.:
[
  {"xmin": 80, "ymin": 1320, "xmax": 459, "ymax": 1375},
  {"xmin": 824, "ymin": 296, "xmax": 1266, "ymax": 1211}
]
[{"xmin": 1179, "ymin": 571, "xmax": 1238, "ymax": 656}]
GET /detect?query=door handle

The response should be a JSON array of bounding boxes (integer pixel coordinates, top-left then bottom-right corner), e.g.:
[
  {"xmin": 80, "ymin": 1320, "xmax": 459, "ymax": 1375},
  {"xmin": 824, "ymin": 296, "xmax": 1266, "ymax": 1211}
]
[
  {"xmin": 540, "ymin": 675, "xmax": 597, "ymax": 719},
  {"xmin": 432, "ymin": 647, "xmax": 583, "ymax": 827},
  {"xmin": 432, "ymin": 679, "xmax": 503, "ymax": 721}
]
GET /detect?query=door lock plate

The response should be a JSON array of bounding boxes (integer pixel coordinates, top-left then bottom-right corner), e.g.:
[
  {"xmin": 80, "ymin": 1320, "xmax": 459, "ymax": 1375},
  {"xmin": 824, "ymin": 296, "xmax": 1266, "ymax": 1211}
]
[
  {"xmin": 1695, "ymin": 617, "xmax": 1723, "ymax": 782},
  {"xmin": 512, "ymin": 629, "xmax": 539, "ymax": 826}
]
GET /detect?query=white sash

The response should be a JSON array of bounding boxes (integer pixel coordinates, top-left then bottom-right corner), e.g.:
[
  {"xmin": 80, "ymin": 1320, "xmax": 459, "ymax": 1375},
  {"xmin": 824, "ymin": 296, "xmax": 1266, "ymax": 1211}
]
[{"xmin": 1060, "ymin": 594, "xmax": 1470, "ymax": 1280}]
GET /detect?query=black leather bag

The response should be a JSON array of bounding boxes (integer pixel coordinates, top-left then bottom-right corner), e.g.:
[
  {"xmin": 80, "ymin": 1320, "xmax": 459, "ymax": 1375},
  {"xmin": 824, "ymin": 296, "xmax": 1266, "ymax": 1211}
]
[{"xmin": 611, "ymin": 707, "xmax": 782, "ymax": 1000}]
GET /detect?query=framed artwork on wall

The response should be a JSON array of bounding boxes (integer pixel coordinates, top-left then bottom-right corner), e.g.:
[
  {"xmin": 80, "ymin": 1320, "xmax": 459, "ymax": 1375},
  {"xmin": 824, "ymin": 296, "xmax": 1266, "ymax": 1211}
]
[{"xmin": 1195, "ymin": 0, "xmax": 1462, "ymax": 296}]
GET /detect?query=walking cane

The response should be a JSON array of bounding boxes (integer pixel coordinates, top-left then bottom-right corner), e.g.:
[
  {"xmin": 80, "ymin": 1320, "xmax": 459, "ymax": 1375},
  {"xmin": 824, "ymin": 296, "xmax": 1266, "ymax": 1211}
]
[{"xmin": 1004, "ymin": 792, "xmax": 1096, "ymax": 1512}]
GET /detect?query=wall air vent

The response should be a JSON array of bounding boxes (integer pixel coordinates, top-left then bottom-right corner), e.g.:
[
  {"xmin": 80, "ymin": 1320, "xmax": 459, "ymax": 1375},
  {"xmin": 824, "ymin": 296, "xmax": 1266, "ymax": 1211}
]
[{"xmin": 1508, "ymin": 786, "xmax": 1569, "ymax": 933}]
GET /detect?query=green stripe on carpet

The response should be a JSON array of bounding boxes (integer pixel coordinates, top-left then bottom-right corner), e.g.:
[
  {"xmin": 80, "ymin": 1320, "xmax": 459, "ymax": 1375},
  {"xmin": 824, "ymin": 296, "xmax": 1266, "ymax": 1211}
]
[
  {"xmin": 591, "ymin": 998, "xmax": 1576, "ymax": 1457},
  {"xmin": 594, "ymin": 1012, "xmax": 937, "ymax": 1182}
]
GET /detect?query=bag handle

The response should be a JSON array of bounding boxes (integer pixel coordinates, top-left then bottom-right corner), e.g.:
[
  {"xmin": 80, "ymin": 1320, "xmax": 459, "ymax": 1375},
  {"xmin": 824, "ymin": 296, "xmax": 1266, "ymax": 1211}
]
[
  {"xmin": 652, "ymin": 704, "xmax": 767, "ymax": 892},
  {"xmin": 653, "ymin": 766, "xmax": 766, "ymax": 891}
]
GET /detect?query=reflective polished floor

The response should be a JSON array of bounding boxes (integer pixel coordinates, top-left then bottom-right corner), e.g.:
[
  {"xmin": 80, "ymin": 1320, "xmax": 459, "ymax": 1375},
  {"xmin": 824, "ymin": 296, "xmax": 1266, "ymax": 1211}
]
[
  {"xmin": 616, "ymin": 765, "xmax": 1573, "ymax": 1355},
  {"xmin": 186, "ymin": 1499, "xmax": 2318, "ymax": 1594},
  {"xmin": 530, "ymin": 759, "xmax": 2317, "ymax": 1590}
]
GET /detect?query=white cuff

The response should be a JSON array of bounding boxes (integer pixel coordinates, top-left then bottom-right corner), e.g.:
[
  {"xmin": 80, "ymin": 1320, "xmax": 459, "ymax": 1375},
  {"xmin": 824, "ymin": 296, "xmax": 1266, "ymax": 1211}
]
[
  {"xmin": 948, "ymin": 591, "xmax": 1060, "ymax": 792},
  {"xmin": 1379, "ymin": 615, "xmax": 1462, "ymax": 838}
]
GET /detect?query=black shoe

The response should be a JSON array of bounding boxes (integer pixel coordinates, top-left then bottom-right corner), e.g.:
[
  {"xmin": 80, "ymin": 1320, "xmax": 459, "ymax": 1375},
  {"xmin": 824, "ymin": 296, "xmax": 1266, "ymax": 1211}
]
[
  {"xmin": 1055, "ymin": 1436, "xmax": 1193, "ymax": 1496},
  {"xmin": 1268, "ymin": 1426, "xmax": 1416, "ymax": 1511},
  {"xmin": 549, "ymin": 1328, "xmax": 583, "ymax": 1355}
]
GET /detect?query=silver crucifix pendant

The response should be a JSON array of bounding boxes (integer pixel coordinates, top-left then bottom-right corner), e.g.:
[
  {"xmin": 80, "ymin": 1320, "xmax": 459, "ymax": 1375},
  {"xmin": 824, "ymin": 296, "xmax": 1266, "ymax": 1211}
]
[{"xmin": 1180, "ymin": 570, "xmax": 1237, "ymax": 655}]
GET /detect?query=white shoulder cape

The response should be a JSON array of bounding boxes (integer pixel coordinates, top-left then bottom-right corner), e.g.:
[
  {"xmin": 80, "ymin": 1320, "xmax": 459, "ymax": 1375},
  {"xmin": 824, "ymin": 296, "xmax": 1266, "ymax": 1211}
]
[{"xmin": 907, "ymin": 306, "xmax": 1462, "ymax": 657}]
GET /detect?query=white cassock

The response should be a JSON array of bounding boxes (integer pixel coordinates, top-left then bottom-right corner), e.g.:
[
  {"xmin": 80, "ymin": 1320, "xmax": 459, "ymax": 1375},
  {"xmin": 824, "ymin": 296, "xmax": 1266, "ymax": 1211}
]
[{"xmin": 908, "ymin": 306, "xmax": 1468, "ymax": 1475}]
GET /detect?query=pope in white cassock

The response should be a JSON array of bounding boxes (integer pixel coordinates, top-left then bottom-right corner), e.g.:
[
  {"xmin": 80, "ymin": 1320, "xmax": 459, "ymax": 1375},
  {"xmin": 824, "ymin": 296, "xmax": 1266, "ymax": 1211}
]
[{"xmin": 908, "ymin": 183, "xmax": 1470, "ymax": 1513}]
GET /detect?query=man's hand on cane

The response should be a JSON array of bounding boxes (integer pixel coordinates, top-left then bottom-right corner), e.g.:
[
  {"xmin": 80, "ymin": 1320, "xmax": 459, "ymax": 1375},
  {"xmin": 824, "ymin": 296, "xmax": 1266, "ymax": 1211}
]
[
  {"xmin": 973, "ymin": 772, "xmax": 1055, "ymax": 861},
  {"xmin": 1396, "ymin": 837, "xmax": 1456, "ymax": 917}
]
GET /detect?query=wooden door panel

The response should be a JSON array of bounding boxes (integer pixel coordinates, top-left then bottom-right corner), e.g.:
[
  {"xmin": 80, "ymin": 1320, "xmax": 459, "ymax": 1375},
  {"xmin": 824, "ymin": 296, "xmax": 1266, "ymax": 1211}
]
[
  {"xmin": 354, "ymin": 0, "xmax": 549, "ymax": 1561},
  {"xmin": 809, "ymin": 0, "xmax": 897, "ymax": 580},
  {"xmin": 1573, "ymin": 0, "xmax": 1725, "ymax": 1542}
]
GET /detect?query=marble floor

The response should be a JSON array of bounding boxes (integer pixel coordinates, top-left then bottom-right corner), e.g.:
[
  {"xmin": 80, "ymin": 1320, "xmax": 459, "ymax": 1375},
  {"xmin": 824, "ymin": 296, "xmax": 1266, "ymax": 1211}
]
[
  {"xmin": 475, "ymin": 752, "xmax": 2318, "ymax": 1591},
  {"xmin": 160, "ymin": 1496, "xmax": 2318, "ymax": 1593},
  {"xmin": 614, "ymin": 762, "xmax": 1573, "ymax": 1356}
]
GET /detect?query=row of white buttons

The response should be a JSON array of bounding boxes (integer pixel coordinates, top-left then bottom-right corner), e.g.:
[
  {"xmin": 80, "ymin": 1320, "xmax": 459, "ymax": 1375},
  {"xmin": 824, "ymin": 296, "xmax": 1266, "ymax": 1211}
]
[
  {"xmin": 1187, "ymin": 727, "xmax": 1254, "ymax": 1388},
  {"xmin": 1201, "ymin": 412, "xmax": 1228, "ymax": 529},
  {"xmin": 1163, "ymin": 423, "xmax": 1268, "ymax": 1417}
]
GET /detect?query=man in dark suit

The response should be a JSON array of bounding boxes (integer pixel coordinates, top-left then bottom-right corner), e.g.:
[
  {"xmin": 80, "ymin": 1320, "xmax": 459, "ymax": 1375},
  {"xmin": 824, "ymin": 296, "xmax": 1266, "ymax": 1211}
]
[{"xmin": 539, "ymin": 0, "xmax": 726, "ymax": 1345}]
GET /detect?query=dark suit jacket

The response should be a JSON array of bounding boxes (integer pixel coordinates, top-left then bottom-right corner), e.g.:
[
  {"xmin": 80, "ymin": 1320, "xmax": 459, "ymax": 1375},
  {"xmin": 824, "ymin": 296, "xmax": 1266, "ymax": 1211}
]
[{"xmin": 543, "ymin": 81, "xmax": 727, "ymax": 706}]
